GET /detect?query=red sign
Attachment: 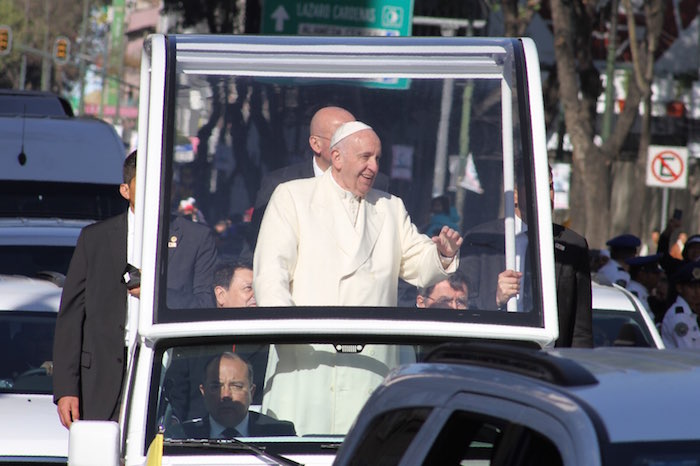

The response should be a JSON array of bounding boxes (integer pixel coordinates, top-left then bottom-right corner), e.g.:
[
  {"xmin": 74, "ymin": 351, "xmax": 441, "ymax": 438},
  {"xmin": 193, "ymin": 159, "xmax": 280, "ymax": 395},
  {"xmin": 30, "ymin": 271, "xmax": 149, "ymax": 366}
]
[{"xmin": 646, "ymin": 146, "xmax": 688, "ymax": 189}]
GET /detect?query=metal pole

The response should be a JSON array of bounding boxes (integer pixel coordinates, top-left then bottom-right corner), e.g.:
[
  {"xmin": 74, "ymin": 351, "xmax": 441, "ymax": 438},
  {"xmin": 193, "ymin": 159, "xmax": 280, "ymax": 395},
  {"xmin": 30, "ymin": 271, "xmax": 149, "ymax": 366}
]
[
  {"xmin": 601, "ymin": 0, "xmax": 619, "ymax": 142},
  {"xmin": 78, "ymin": 0, "xmax": 90, "ymax": 115},
  {"xmin": 19, "ymin": 0, "xmax": 29, "ymax": 90},
  {"xmin": 661, "ymin": 187, "xmax": 669, "ymax": 231},
  {"xmin": 40, "ymin": 0, "xmax": 50, "ymax": 91}
]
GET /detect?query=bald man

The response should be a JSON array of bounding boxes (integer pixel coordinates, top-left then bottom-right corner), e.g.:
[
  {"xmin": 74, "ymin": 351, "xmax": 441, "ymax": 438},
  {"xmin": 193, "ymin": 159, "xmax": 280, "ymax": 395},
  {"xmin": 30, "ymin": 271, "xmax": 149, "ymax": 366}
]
[{"xmin": 247, "ymin": 106, "xmax": 389, "ymax": 253}]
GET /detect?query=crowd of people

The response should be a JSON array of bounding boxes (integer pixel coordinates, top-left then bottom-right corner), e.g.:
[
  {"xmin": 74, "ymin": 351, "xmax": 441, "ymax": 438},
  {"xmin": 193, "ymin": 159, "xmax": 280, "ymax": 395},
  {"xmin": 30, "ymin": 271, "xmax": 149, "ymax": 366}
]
[{"xmin": 590, "ymin": 220, "xmax": 700, "ymax": 349}]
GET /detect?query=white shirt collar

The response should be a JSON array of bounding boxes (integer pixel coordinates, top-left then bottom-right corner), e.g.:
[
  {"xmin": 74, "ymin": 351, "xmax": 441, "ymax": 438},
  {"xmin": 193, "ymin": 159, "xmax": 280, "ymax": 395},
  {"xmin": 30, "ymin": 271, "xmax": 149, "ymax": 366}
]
[{"xmin": 312, "ymin": 157, "xmax": 326, "ymax": 177}]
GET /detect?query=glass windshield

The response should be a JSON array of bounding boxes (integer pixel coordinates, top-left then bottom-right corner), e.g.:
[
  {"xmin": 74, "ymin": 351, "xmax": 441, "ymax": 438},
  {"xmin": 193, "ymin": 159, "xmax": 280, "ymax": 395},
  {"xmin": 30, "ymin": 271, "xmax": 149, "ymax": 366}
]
[
  {"xmin": 0, "ymin": 181, "xmax": 127, "ymax": 220},
  {"xmin": 592, "ymin": 309, "xmax": 656, "ymax": 348},
  {"xmin": 156, "ymin": 340, "xmax": 440, "ymax": 444},
  {"xmin": 0, "ymin": 245, "xmax": 75, "ymax": 277},
  {"xmin": 155, "ymin": 37, "xmax": 543, "ymax": 330},
  {"xmin": 0, "ymin": 311, "xmax": 55, "ymax": 394}
]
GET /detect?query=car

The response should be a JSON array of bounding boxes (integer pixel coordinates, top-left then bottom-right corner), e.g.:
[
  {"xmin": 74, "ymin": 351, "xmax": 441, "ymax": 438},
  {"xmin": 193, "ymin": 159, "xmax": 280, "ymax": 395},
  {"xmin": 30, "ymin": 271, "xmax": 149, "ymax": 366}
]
[
  {"xmin": 0, "ymin": 218, "xmax": 91, "ymax": 279},
  {"xmin": 334, "ymin": 342, "xmax": 700, "ymax": 466},
  {"xmin": 66, "ymin": 34, "xmax": 564, "ymax": 466},
  {"xmin": 0, "ymin": 274, "xmax": 67, "ymax": 464},
  {"xmin": 591, "ymin": 281, "xmax": 664, "ymax": 348}
]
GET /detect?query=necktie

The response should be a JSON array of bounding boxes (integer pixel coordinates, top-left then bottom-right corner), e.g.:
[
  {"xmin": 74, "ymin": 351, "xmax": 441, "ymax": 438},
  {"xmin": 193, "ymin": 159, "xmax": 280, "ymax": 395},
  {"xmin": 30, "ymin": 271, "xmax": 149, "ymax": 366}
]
[{"xmin": 222, "ymin": 427, "xmax": 241, "ymax": 438}]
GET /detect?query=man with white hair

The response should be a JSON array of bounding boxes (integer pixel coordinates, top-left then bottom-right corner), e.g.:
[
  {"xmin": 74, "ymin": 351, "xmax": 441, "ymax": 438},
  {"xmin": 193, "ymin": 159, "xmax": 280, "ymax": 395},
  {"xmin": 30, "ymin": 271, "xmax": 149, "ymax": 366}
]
[{"xmin": 253, "ymin": 121, "xmax": 462, "ymax": 435}]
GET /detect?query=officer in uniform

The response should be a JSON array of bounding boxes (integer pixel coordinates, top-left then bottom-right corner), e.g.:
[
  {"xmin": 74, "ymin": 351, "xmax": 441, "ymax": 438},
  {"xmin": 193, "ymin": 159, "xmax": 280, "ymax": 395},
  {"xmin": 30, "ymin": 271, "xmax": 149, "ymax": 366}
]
[
  {"xmin": 660, "ymin": 260, "xmax": 700, "ymax": 348},
  {"xmin": 626, "ymin": 254, "xmax": 662, "ymax": 322},
  {"xmin": 597, "ymin": 234, "xmax": 640, "ymax": 287}
]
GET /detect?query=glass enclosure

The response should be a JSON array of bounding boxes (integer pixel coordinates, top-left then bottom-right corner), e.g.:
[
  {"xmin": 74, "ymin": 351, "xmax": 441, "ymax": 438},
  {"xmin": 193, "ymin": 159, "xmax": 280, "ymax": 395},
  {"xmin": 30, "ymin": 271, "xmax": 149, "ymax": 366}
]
[{"xmin": 155, "ymin": 36, "xmax": 544, "ymax": 325}]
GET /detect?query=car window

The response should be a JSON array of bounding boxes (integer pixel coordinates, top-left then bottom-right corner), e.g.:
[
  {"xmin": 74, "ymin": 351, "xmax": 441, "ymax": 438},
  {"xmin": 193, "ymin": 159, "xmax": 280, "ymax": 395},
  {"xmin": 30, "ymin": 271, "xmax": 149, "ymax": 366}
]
[
  {"xmin": 423, "ymin": 411, "xmax": 562, "ymax": 466},
  {"xmin": 346, "ymin": 408, "xmax": 432, "ymax": 466},
  {"xmin": 0, "ymin": 245, "xmax": 75, "ymax": 277},
  {"xmin": 592, "ymin": 309, "xmax": 655, "ymax": 348},
  {"xmin": 0, "ymin": 311, "xmax": 55, "ymax": 394},
  {"xmin": 156, "ymin": 342, "xmax": 422, "ymax": 443}
]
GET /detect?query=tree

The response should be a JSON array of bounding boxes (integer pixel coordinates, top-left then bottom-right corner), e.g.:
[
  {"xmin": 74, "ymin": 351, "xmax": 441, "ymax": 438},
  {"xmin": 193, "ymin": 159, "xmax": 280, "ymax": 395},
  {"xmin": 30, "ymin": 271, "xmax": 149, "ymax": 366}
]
[{"xmin": 500, "ymin": 0, "xmax": 667, "ymax": 248}]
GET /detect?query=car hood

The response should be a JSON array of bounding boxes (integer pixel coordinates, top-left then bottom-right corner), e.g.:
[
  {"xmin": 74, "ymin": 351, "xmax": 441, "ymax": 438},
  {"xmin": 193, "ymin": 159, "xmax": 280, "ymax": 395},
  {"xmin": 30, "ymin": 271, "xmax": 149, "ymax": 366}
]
[{"xmin": 0, "ymin": 393, "xmax": 67, "ymax": 457}]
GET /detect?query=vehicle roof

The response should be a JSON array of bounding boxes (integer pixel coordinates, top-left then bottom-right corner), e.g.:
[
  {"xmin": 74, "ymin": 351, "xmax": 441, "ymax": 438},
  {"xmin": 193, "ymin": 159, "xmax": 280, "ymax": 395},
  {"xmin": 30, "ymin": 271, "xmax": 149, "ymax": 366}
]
[
  {"xmin": 0, "ymin": 115, "xmax": 124, "ymax": 184},
  {"xmin": 380, "ymin": 347, "xmax": 700, "ymax": 444},
  {"xmin": 0, "ymin": 218, "xmax": 90, "ymax": 246},
  {"xmin": 0, "ymin": 89, "xmax": 74, "ymax": 117},
  {"xmin": 591, "ymin": 281, "xmax": 636, "ymax": 312},
  {"xmin": 0, "ymin": 275, "xmax": 61, "ymax": 312}
]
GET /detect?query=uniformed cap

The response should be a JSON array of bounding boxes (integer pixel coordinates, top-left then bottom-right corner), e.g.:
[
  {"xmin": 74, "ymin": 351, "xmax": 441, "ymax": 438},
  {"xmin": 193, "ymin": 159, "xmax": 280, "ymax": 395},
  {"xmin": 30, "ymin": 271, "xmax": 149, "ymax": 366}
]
[
  {"xmin": 330, "ymin": 121, "xmax": 373, "ymax": 148},
  {"xmin": 671, "ymin": 260, "xmax": 700, "ymax": 284},
  {"xmin": 606, "ymin": 234, "xmax": 641, "ymax": 250},
  {"xmin": 626, "ymin": 253, "xmax": 662, "ymax": 272}
]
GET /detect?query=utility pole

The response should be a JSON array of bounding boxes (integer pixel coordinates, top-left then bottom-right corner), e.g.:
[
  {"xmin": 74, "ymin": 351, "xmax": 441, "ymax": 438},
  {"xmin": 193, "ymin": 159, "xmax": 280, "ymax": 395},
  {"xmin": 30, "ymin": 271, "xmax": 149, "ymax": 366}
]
[
  {"xmin": 78, "ymin": 0, "xmax": 90, "ymax": 115},
  {"xmin": 601, "ymin": 0, "xmax": 619, "ymax": 142},
  {"xmin": 19, "ymin": 0, "xmax": 29, "ymax": 90},
  {"xmin": 41, "ymin": 0, "xmax": 51, "ymax": 91}
]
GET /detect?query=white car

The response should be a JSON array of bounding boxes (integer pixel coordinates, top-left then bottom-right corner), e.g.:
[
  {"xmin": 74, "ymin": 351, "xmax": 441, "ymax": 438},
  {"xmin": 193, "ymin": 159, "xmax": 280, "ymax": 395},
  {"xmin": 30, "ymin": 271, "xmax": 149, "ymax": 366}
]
[
  {"xmin": 591, "ymin": 281, "xmax": 664, "ymax": 348},
  {"xmin": 0, "ymin": 274, "xmax": 67, "ymax": 464}
]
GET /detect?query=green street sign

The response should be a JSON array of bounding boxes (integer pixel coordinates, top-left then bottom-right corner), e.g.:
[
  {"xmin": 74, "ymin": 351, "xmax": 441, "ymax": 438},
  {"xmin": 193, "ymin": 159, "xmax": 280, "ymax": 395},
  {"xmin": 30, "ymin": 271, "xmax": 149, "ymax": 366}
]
[{"xmin": 262, "ymin": 0, "xmax": 414, "ymax": 37}]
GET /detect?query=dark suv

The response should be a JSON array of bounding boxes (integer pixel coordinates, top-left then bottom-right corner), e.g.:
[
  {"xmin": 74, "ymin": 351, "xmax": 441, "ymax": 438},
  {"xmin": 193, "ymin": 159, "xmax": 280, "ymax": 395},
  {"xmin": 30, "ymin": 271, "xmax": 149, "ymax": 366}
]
[
  {"xmin": 0, "ymin": 89, "xmax": 74, "ymax": 117},
  {"xmin": 335, "ymin": 342, "xmax": 700, "ymax": 466}
]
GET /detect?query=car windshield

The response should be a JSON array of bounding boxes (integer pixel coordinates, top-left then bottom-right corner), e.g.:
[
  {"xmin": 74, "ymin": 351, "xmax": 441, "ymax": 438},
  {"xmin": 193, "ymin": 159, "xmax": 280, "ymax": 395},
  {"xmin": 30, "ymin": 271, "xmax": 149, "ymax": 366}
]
[
  {"xmin": 592, "ymin": 309, "xmax": 657, "ymax": 348},
  {"xmin": 155, "ymin": 340, "xmax": 446, "ymax": 446},
  {"xmin": 0, "ymin": 181, "xmax": 126, "ymax": 220},
  {"xmin": 0, "ymin": 246, "xmax": 75, "ymax": 277},
  {"xmin": 154, "ymin": 36, "xmax": 547, "ymax": 330},
  {"xmin": 0, "ymin": 311, "xmax": 55, "ymax": 394}
]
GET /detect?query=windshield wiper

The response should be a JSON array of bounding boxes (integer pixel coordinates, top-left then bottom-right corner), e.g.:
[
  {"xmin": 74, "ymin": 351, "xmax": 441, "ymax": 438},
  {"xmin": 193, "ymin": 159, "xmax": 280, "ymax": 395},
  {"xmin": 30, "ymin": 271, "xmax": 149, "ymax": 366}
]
[{"xmin": 164, "ymin": 438, "xmax": 304, "ymax": 466}]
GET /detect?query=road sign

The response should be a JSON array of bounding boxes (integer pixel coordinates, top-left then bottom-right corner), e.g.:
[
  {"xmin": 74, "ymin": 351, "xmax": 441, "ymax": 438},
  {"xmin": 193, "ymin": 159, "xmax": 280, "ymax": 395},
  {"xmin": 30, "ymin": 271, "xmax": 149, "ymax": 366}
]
[
  {"xmin": 646, "ymin": 145, "xmax": 688, "ymax": 189},
  {"xmin": 262, "ymin": 0, "xmax": 414, "ymax": 36}
]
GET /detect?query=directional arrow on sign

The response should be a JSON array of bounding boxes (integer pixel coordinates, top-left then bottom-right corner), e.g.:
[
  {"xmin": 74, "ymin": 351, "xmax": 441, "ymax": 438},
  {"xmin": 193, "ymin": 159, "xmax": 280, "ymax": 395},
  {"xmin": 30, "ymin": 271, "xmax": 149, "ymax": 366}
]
[{"xmin": 271, "ymin": 5, "xmax": 289, "ymax": 32}]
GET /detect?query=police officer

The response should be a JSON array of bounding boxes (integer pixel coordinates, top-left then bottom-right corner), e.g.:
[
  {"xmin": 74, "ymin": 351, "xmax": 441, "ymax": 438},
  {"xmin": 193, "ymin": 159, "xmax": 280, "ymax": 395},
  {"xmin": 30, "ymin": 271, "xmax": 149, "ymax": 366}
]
[
  {"xmin": 597, "ymin": 234, "xmax": 640, "ymax": 287},
  {"xmin": 660, "ymin": 260, "xmax": 700, "ymax": 348},
  {"xmin": 626, "ymin": 254, "xmax": 662, "ymax": 322}
]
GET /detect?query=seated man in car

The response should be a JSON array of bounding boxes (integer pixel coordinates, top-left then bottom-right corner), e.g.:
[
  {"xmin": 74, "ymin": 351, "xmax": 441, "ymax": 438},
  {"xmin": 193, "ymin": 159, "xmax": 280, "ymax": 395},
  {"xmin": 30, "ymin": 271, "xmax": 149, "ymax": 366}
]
[
  {"xmin": 416, "ymin": 271, "xmax": 469, "ymax": 310},
  {"xmin": 180, "ymin": 352, "xmax": 296, "ymax": 438}
]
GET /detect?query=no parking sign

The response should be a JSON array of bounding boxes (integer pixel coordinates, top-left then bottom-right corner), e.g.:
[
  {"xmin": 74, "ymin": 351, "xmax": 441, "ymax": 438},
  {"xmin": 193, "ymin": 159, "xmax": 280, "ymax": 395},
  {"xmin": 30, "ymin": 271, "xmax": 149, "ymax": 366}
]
[{"xmin": 646, "ymin": 145, "xmax": 688, "ymax": 189}]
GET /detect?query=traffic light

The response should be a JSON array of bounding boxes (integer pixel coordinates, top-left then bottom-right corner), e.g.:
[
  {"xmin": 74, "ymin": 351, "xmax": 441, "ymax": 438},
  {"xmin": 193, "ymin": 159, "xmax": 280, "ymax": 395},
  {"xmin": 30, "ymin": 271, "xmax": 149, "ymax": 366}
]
[
  {"xmin": 53, "ymin": 36, "xmax": 70, "ymax": 65},
  {"xmin": 0, "ymin": 25, "xmax": 11, "ymax": 56}
]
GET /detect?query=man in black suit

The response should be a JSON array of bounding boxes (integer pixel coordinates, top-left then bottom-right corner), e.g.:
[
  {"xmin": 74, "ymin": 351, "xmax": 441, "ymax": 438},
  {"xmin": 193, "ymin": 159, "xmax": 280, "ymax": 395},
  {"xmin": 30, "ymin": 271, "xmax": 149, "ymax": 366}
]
[
  {"xmin": 247, "ymin": 106, "xmax": 389, "ymax": 253},
  {"xmin": 53, "ymin": 151, "xmax": 218, "ymax": 428},
  {"xmin": 181, "ymin": 352, "xmax": 295, "ymax": 438},
  {"xmin": 459, "ymin": 165, "xmax": 592, "ymax": 347}
]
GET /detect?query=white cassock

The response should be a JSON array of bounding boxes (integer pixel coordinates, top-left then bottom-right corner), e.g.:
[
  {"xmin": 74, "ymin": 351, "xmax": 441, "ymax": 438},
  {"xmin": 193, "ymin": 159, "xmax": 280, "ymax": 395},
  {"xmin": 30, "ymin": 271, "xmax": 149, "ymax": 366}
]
[{"xmin": 253, "ymin": 169, "xmax": 457, "ymax": 435}]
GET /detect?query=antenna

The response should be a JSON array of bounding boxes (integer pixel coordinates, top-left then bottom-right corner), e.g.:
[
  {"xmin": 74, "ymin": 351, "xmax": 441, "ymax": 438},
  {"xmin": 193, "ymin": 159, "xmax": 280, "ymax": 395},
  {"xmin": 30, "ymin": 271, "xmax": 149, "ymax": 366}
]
[{"xmin": 18, "ymin": 104, "xmax": 27, "ymax": 166}]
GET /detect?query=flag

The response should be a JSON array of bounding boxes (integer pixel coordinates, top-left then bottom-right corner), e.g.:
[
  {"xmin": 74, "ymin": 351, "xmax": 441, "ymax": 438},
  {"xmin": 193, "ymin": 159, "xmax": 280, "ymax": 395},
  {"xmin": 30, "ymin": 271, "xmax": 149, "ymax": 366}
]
[{"xmin": 145, "ymin": 431, "xmax": 163, "ymax": 466}]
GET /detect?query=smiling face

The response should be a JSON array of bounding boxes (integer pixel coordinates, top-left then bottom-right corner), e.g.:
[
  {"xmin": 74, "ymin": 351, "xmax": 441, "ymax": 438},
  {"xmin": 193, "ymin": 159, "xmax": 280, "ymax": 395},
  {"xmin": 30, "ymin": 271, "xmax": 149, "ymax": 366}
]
[
  {"xmin": 330, "ymin": 129, "xmax": 381, "ymax": 198},
  {"xmin": 200, "ymin": 355, "xmax": 255, "ymax": 428}
]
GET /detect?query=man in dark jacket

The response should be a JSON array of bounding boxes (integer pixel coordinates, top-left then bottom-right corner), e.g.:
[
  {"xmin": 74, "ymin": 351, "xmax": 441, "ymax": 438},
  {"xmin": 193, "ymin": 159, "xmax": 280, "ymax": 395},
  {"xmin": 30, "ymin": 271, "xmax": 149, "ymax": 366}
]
[{"xmin": 181, "ymin": 352, "xmax": 295, "ymax": 438}]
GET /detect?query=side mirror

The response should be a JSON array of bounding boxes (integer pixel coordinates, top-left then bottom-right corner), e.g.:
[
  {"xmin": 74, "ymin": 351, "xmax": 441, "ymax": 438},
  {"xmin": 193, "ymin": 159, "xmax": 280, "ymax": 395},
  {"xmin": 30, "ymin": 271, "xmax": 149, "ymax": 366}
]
[{"xmin": 68, "ymin": 420, "xmax": 119, "ymax": 466}]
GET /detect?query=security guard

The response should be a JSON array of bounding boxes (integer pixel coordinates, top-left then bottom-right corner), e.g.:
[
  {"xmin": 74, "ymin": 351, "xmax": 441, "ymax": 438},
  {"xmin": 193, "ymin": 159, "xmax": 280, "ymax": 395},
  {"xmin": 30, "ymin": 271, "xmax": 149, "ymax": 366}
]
[
  {"xmin": 597, "ymin": 234, "xmax": 640, "ymax": 287},
  {"xmin": 626, "ymin": 254, "xmax": 662, "ymax": 322},
  {"xmin": 661, "ymin": 260, "xmax": 700, "ymax": 348}
]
